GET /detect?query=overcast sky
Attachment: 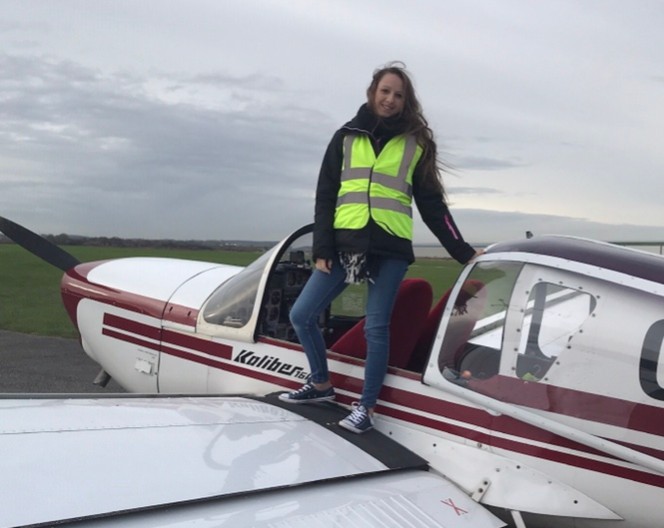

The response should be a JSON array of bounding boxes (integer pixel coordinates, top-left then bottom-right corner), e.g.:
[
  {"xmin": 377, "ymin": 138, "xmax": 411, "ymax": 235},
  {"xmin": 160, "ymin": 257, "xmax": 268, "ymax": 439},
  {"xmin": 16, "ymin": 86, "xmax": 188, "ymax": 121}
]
[{"xmin": 1, "ymin": 1, "xmax": 663, "ymax": 245}]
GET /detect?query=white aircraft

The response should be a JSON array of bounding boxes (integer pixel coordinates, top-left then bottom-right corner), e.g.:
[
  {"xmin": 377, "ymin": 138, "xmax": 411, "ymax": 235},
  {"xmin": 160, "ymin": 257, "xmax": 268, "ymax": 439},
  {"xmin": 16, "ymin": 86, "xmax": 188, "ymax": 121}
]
[{"xmin": 1, "ymin": 216, "xmax": 663, "ymax": 528}]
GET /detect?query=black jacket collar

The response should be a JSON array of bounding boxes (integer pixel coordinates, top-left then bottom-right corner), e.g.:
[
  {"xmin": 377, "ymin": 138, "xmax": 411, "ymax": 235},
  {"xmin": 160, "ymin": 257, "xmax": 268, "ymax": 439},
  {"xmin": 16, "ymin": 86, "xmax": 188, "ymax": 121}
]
[{"xmin": 342, "ymin": 104, "xmax": 408, "ymax": 151}]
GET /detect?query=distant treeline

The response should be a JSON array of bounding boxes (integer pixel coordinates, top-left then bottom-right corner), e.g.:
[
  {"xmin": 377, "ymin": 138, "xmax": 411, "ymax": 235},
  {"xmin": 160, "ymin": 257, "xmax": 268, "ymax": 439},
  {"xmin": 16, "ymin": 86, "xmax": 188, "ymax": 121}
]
[{"xmin": 0, "ymin": 233, "xmax": 274, "ymax": 252}]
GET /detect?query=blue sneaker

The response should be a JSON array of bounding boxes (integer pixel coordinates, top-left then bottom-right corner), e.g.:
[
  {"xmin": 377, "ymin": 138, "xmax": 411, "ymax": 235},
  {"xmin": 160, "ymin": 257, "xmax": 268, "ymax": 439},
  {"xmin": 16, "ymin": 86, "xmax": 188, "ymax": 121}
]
[
  {"xmin": 278, "ymin": 382, "xmax": 335, "ymax": 404},
  {"xmin": 339, "ymin": 404, "xmax": 374, "ymax": 434}
]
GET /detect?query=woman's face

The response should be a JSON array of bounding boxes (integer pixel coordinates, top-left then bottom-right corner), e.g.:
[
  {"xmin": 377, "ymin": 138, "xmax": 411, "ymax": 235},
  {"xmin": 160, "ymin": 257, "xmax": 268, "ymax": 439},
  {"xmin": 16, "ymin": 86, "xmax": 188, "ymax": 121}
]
[{"xmin": 372, "ymin": 73, "xmax": 405, "ymax": 118}]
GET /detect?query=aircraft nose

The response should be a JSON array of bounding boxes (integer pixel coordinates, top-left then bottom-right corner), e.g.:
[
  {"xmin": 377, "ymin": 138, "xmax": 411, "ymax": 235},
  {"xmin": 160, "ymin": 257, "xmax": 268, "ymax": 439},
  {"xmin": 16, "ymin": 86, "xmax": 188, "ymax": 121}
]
[{"xmin": 60, "ymin": 261, "xmax": 107, "ymax": 332}]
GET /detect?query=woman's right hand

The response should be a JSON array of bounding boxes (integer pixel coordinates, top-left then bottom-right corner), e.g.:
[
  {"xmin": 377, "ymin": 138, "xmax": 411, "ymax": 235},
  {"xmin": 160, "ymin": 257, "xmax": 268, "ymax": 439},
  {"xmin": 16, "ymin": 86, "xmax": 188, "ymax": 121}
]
[{"xmin": 315, "ymin": 258, "xmax": 332, "ymax": 273}]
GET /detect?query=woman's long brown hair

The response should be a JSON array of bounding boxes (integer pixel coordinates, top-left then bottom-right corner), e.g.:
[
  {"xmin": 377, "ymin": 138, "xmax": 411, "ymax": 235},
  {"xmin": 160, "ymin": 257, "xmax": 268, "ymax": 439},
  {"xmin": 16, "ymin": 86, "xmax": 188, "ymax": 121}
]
[{"xmin": 366, "ymin": 62, "xmax": 447, "ymax": 199}]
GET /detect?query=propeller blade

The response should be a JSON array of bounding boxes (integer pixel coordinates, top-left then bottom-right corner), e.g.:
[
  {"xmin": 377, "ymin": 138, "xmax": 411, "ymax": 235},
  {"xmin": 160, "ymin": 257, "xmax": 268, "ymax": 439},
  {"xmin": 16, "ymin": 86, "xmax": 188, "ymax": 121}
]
[{"xmin": 0, "ymin": 216, "xmax": 80, "ymax": 271}]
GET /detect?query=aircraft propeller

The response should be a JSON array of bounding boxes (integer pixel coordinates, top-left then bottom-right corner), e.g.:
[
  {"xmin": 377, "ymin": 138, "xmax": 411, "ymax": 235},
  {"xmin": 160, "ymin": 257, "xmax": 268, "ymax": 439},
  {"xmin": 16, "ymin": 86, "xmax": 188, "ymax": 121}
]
[
  {"xmin": 0, "ymin": 216, "xmax": 80, "ymax": 271},
  {"xmin": 0, "ymin": 215, "xmax": 115, "ymax": 386}
]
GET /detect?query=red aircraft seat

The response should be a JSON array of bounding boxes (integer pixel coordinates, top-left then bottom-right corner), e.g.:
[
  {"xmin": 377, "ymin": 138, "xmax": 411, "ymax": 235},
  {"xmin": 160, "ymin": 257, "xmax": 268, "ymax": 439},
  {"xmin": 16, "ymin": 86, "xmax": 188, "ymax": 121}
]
[
  {"xmin": 408, "ymin": 279, "xmax": 486, "ymax": 373},
  {"xmin": 407, "ymin": 287, "xmax": 453, "ymax": 372},
  {"xmin": 330, "ymin": 278, "xmax": 433, "ymax": 369}
]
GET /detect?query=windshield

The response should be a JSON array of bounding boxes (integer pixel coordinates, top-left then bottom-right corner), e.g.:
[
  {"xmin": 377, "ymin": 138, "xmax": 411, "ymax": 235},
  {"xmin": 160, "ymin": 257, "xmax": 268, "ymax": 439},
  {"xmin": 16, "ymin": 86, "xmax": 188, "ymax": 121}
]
[{"xmin": 202, "ymin": 246, "xmax": 278, "ymax": 328}]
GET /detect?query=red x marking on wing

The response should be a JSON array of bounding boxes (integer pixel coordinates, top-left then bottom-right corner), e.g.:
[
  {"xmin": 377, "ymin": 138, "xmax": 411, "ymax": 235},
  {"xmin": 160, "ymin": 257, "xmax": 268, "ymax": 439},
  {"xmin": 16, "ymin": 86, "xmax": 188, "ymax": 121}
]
[{"xmin": 441, "ymin": 498, "xmax": 469, "ymax": 516}]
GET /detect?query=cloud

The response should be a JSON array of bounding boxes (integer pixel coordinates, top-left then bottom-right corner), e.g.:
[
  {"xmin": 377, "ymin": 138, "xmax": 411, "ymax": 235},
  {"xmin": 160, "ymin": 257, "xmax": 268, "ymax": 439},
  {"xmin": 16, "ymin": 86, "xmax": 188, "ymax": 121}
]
[
  {"xmin": 447, "ymin": 186, "xmax": 502, "ymax": 196},
  {"xmin": 2, "ymin": 50, "xmax": 661, "ymax": 248},
  {"xmin": 451, "ymin": 155, "xmax": 526, "ymax": 171},
  {"xmin": 1, "ymin": 0, "xmax": 664, "ymax": 246},
  {"xmin": 0, "ymin": 53, "xmax": 331, "ymax": 239},
  {"xmin": 439, "ymin": 208, "xmax": 664, "ymax": 246}
]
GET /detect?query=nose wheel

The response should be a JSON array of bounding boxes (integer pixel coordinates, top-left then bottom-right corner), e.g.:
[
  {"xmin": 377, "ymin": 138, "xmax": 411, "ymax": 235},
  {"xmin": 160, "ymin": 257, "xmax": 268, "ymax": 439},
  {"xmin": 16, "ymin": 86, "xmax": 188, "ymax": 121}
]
[{"xmin": 93, "ymin": 369, "xmax": 112, "ymax": 387}]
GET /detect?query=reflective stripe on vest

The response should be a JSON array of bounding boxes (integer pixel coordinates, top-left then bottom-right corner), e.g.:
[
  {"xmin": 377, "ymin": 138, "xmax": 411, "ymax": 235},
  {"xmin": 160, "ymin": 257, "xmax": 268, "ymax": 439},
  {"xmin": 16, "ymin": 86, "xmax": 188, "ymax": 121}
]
[{"xmin": 334, "ymin": 134, "xmax": 422, "ymax": 240}]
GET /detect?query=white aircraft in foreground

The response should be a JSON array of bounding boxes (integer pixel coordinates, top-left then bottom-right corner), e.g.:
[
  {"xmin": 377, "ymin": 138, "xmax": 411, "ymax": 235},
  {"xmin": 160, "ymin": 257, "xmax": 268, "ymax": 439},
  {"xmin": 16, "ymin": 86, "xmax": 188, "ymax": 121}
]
[{"xmin": 1, "ymin": 216, "xmax": 663, "ymax": 528}]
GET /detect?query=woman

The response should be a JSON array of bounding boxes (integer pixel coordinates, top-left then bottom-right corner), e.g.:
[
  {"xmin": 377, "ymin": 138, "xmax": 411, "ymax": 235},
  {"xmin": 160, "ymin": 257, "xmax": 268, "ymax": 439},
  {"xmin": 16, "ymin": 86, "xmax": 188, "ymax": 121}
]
[{"xmin": 279, "ymin": 62, "xmax": 480, "ymax": 433}]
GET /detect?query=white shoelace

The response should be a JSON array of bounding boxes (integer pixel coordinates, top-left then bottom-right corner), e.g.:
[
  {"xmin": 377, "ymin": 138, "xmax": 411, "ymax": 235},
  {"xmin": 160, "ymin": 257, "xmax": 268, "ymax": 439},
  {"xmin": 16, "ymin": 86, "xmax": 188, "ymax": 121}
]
[
  {"xmin": 293, "ymin": 383, "xmax": 314, "ymax": 394},
  {"xmin": 346, "ymin": 405, "xmax": 368, "ymax": 425}
]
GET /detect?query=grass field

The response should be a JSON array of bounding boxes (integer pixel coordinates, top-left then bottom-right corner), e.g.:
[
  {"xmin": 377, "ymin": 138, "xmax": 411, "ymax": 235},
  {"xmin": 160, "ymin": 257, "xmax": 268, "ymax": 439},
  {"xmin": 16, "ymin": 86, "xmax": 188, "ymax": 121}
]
[{"xmin": 0, "ymin": 244, "xmax": 465, "ymax": 338}]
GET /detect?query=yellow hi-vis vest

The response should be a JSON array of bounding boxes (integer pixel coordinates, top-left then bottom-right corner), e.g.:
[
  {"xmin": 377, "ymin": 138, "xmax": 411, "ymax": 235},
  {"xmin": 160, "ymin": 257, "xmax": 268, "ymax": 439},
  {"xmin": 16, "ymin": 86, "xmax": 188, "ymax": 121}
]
[{"xmin": 334, "ymin": 134, "xmax": 423, "ymax": 240}]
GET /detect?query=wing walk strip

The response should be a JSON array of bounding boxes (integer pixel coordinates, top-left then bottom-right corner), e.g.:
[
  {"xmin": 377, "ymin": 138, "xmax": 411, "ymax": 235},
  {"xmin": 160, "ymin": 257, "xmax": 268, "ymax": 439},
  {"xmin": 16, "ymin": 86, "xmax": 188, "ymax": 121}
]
[
  {"xmin": 102, "ymin": 313, "xmax": 664, "ymax": 488},
  {"xmin": 256, "ymin": 393, "xmax": 429, "ymax": 471}
]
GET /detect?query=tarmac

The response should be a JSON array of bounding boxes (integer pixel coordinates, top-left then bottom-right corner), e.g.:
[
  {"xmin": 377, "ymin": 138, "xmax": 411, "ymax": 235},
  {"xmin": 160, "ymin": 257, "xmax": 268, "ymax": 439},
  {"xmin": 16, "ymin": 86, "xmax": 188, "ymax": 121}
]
[{"xmin": 0, "ymin": 330, "xmax": 125, "ymax": 393}]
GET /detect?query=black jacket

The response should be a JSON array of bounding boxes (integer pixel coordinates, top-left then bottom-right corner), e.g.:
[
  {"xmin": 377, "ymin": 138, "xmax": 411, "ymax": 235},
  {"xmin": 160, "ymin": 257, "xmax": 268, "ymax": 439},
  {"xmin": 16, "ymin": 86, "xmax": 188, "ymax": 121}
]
[{"xmin": 313, "ymin": 104, "xmax": 476, "ymax": 265}]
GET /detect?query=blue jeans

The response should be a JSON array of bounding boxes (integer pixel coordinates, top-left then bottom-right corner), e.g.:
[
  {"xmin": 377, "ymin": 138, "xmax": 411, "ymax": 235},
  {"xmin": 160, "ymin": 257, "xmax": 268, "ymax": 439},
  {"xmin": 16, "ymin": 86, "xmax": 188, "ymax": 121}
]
[{"xmin": 289, "ymin": 255, "xmax": 408, "ymax": 409}]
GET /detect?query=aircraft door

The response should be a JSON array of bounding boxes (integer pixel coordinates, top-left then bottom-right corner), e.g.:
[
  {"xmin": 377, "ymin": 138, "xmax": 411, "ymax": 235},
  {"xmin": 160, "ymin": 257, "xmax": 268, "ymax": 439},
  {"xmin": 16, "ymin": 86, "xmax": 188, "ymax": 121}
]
[
  {"xmin": 424, "ymin": 260, "xmax": 606, "ymax": 398},
  {"xmin": 506, "ymin": 267, "xmax": 597, "ymax": 383},
  {"xmin": 426, "ymin": 261, "xmax": 602, "ymax": 383}
]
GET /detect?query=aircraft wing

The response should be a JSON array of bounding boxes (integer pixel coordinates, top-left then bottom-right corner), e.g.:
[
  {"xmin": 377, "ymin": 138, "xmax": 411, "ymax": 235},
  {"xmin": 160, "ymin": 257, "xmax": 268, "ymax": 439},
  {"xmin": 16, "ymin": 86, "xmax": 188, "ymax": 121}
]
[{"xmin": 0, "ymin": 393, "xmax": 505, "ymax": 528}]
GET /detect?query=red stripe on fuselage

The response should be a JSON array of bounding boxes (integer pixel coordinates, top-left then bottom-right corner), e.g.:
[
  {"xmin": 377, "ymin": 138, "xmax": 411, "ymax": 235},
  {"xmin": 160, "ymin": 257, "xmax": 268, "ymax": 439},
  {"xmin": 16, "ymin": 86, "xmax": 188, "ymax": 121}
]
[
  {"xmin": 103, "ymin": 314, "xmax": 231, "ymax": 360},
  {"xmin": 383, "ymin": 405, "xmax": 664, "ymax": 488},
  {"xmin": 163, "ymin": 303, "xmax": 199, "ymax": 326},
  {"xmin": 104, "ymin": 313, "xmax": 161, "ymax": 341},
  {"xmin": 63, "ymin": 263, "xmax": 198, "ymax": 326},
  {"xmin": 467, "ymin": 374, "xmax": 664, "ymax": 438},
  {"xmin": 162, "ymin": 345, "xmax": 305, "ymax": 388},
  {"xmin": 377, "ymin": 382, "xmax": 662, "ymax": 461},
  {"xmin": 162, "ymin": 328, "xmax": 232, "ymax": 360}
]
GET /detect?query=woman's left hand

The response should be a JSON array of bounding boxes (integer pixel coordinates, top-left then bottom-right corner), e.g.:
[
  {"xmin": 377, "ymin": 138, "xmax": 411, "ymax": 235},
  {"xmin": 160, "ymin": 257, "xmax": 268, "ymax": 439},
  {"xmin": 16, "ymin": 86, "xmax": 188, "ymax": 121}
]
[{"xmin": 469, "ymin": 249, "xmax": 484, "ymax": 262}]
